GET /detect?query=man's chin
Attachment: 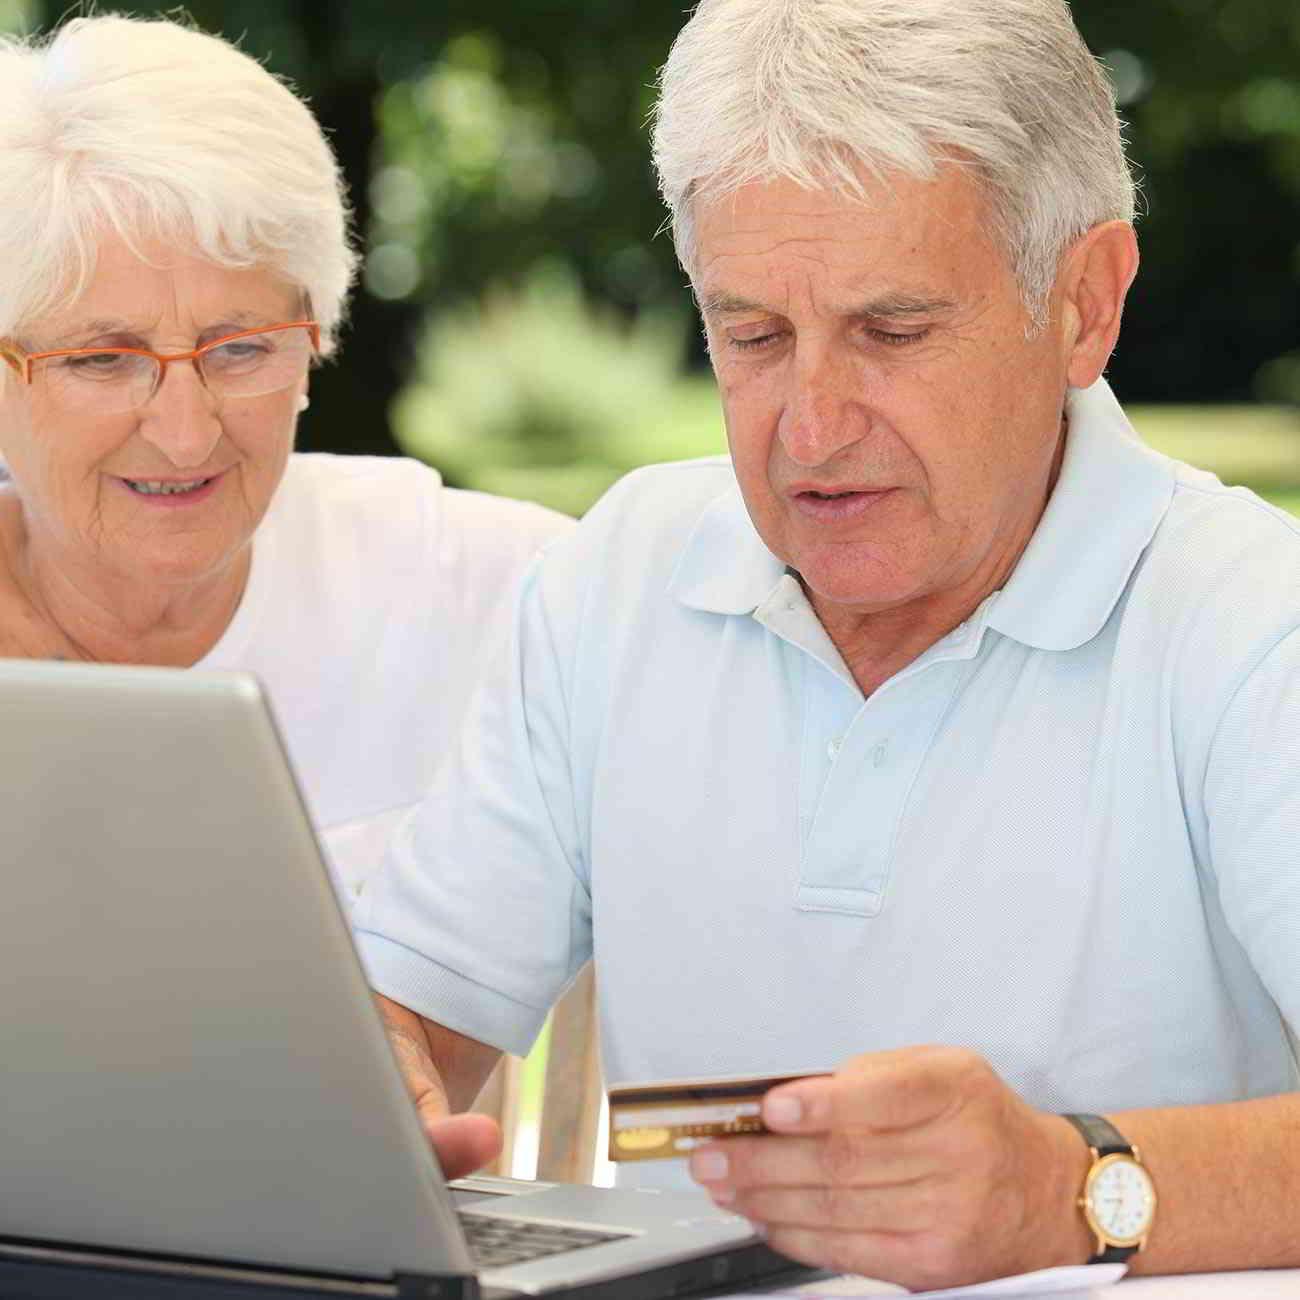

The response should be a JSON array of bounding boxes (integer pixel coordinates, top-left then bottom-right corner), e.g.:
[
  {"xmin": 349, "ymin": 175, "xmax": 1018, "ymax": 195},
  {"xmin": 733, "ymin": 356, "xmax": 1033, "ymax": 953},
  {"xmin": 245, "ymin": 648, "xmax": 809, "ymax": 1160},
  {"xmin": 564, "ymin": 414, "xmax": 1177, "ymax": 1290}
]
[{"xmin": 787, "ymin": 552, "xmax": 921, "ymax": 620}]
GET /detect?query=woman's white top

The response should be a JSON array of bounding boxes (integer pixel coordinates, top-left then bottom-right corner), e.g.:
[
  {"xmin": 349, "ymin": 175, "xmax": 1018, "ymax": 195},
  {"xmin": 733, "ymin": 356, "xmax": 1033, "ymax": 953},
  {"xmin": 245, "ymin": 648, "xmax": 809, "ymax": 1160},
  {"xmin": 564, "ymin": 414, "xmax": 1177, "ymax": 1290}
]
[{"xmin": 200, "ymin": 452, "xmax": 573, "ymax": 897}]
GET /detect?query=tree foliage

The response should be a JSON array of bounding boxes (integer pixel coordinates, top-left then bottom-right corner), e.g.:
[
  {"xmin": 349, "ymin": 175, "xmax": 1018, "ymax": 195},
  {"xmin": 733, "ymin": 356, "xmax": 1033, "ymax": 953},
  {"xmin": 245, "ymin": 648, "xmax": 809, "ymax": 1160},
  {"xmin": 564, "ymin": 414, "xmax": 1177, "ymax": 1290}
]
[
  {"xmin": 1073, "ymin": 0, "xmax": 1300, "ymax": 402},
  {"xmin": 21, "ymin": 0, "xmax": 1300, "ymax": 473}
]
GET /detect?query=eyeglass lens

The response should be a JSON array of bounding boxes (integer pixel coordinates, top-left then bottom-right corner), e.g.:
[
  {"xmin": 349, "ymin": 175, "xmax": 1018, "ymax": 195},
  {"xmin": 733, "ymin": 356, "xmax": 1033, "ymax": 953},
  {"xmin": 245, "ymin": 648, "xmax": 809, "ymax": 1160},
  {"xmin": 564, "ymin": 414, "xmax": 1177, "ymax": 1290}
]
[{"xmin": 30, "ymin": 326, "xmax": 314, "ymax": 412}]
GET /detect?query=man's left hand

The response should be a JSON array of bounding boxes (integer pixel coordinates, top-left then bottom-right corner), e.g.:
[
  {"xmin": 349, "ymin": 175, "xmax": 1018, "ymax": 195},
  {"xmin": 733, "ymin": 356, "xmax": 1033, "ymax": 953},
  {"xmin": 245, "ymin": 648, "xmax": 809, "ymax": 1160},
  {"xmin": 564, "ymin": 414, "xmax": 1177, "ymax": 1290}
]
[{"xmin": 688, "ymin": 1046, "xmax": 1091, "ymax": 1291}]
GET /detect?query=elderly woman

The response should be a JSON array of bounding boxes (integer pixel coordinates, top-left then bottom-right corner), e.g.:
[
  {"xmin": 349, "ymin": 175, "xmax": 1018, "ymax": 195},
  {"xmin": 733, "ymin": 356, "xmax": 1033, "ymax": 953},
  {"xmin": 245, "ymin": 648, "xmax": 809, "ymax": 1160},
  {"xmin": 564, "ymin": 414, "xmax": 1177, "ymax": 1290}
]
[{"xmin": 0, "ymin": 15, "xmax": 572, "ymax": 895}]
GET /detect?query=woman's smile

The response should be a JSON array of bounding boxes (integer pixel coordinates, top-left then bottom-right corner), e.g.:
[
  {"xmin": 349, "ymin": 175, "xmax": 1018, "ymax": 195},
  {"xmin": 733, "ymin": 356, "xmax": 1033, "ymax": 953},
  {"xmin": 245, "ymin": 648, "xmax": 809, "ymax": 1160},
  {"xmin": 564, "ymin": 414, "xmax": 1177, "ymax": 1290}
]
[{"xmin": 116, "ymin": 471, "xmax": 224, "ymax": 506}]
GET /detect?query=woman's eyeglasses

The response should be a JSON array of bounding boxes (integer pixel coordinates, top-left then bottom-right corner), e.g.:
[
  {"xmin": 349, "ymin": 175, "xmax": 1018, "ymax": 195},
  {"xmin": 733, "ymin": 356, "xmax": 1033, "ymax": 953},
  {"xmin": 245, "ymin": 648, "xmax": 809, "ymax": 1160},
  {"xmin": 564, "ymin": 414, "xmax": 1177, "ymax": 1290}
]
[{"xmin": 0, "ymin": 321, "xmax": 320, "ymax": 413}]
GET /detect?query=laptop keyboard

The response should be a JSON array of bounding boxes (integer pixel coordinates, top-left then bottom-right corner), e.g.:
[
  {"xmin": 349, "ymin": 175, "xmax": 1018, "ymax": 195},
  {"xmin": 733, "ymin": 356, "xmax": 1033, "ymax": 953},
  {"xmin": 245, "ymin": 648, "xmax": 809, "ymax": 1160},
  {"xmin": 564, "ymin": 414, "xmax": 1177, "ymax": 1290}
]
[{"xmin": 459, "ymin": 1210, "xmax": 629, "ymax": 1270}]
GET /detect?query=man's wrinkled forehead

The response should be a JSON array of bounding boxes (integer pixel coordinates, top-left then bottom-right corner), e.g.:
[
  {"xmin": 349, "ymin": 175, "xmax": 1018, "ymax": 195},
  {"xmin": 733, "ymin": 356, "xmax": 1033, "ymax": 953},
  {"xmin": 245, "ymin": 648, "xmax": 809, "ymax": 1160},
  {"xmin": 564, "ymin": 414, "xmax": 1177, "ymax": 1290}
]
[
  {"xmin": 691, "ymin": 162, "xmax": 992, "ymax": 246},
  {"xmin": 687, "ymin": 167, "xmax": 1004, "ymax": 315}
]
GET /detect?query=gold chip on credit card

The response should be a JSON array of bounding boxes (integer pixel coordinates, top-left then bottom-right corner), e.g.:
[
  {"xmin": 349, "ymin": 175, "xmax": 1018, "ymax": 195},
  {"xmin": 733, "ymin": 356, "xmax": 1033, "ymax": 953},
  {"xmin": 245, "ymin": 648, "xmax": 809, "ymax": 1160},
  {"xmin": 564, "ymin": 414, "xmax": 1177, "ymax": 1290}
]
[{"xmin": 608, "ymin": 1072, "xmax": 823, "ymax": 1162}]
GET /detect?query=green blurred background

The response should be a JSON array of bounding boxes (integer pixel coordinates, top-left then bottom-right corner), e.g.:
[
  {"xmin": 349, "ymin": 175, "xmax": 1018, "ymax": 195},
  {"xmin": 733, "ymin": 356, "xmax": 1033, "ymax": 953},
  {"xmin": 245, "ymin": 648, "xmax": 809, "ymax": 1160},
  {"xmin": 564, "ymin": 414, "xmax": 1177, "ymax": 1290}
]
[{"xmin": 3, "ymin": 0, "xmax": 1298, "ymax": 516}]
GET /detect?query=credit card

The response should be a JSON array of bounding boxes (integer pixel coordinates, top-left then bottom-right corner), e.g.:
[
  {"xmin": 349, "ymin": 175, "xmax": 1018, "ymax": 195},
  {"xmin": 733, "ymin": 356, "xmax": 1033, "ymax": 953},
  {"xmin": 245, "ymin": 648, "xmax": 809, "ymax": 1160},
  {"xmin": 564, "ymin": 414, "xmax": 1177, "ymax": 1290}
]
[{"xmin": 608, "ymin": 1071, "xmax": 821, "ymax": 1162}]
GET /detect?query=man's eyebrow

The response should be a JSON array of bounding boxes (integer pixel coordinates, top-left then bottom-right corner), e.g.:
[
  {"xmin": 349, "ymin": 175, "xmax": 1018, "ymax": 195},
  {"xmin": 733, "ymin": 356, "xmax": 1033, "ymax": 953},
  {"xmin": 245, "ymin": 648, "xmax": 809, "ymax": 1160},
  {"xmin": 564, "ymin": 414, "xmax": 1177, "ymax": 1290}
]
[
  {"xmin": 848, "ymin": 294, "xmax": 957, "ymax": 318},
  {"xmin": 696, "ymin": 291, "xmax": 765, "ymax": 315},
  {"xmin": 696, "ymin": 291, "xmax": 958, "ymax": 317}
]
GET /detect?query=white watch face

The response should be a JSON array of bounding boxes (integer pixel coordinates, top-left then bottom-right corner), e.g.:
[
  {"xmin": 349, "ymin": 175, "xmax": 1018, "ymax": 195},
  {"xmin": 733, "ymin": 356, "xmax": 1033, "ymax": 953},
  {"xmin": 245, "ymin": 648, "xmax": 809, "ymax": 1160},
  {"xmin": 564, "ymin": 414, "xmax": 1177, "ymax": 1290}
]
[{"xmin": 1087, "ymin": 1155, "xmax": 1156, "ymax": 1245}]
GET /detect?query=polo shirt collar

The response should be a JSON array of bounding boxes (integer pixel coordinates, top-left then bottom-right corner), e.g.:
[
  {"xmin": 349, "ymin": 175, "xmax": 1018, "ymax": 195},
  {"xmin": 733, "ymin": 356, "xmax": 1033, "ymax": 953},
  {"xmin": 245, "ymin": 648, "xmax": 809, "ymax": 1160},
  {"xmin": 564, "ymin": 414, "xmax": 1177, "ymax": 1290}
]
[
  {"xmin": 668, "ymin": 379, "xmax": 1175, "ymax": 652},
  {"xmin": 985, "ymin": 379, "xmax": 1175, "ymax": 651},
  {"xmin": 669, "ymin": 480, "xmax": 788, "ymax": 615}
]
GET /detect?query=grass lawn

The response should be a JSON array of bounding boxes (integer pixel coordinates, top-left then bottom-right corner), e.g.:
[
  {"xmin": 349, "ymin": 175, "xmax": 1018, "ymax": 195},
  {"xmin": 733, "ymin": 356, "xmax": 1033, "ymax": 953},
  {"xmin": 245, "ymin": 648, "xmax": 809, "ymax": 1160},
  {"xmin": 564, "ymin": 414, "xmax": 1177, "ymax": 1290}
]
[
  {"xmin": 1127, "ymin": 404, "xmax": 1300, "ymax": 514},
  {"xmin": 1261, "ymin": 491, "xmax": 1300, "ymax": 518}
]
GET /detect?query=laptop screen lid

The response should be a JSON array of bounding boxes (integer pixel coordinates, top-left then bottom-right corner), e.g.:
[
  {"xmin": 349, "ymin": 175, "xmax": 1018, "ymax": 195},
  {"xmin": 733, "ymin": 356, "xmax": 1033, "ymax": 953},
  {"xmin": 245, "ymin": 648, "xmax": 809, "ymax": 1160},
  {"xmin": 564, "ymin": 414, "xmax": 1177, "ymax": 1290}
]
[{"xmin": 0, "ymin": 660, "xmax": 471, "ymax": 1280}]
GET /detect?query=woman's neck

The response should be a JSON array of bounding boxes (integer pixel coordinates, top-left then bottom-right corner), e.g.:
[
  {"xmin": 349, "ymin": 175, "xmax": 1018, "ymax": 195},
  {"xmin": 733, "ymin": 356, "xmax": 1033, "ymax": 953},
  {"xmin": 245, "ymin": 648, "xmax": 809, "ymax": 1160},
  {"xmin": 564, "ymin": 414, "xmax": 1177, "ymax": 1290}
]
[{"xmin": 0, "ymin": 495, "xmax": 250, "ymax": 667}]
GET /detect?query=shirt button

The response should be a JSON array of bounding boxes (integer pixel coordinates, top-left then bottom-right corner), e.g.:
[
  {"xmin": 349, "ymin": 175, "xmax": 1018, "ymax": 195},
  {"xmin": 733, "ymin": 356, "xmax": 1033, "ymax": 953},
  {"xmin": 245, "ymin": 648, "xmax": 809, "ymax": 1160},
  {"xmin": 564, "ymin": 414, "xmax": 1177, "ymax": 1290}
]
[
  {"xmin": 872, "ymin": 741, "xmax": 889, "ymax": 767},
  {"xmin": 827, "ymin": 737, "xmax": 842, "ymax": 759}
]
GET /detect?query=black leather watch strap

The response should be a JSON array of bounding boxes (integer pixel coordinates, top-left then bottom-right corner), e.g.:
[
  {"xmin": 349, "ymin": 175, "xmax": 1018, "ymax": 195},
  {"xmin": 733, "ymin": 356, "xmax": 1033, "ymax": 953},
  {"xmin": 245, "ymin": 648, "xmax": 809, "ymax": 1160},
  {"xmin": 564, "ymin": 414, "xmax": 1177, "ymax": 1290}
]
[
  {"xmin": 1086, "ymin": 1238, "xmax": 1139, "ymax": 1263},
  {"xmin": 1062, "ymin": 1113, "xmax": 1140, "ymax": 1264},
  {"xmin": 1062, "ymin": 1112, "xmax": 1132, "ymax": 1158}
]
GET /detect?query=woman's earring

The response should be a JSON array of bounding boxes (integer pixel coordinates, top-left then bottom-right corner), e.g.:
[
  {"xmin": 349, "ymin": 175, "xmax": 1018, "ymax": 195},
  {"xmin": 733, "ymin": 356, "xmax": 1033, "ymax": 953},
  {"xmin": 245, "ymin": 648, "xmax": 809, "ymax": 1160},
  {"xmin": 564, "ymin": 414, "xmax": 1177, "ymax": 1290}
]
[{"xmin": 298, "ymin": 394, "xmax": 310, "ymax": 412}]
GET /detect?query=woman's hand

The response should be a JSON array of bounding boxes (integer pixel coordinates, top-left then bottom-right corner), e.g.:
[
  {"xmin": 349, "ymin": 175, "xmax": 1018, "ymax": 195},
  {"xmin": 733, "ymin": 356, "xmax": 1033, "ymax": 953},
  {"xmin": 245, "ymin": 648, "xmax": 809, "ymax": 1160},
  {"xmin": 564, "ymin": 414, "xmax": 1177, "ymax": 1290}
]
[{"xmin": 379, "ymin": 995, "xmax": 504, "ymax": 1179}]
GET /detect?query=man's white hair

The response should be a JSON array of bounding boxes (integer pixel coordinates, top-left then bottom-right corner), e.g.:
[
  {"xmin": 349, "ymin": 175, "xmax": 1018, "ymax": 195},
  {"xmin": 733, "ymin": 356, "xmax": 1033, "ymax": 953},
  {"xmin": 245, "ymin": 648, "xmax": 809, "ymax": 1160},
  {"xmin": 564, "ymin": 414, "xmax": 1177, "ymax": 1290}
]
[
  {"xmin": 0, "ymin": 14, "xmax": 356, "ymax": 353},
  {"xmin": 651, "ymin": 0, "xmax": 1136, "ymax": 326}
]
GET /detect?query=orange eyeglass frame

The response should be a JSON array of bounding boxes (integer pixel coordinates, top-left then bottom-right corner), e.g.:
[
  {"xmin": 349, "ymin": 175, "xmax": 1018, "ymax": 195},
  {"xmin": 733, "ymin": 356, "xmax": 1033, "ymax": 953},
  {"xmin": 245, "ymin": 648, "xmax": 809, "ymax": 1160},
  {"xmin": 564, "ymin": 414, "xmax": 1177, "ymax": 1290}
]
[{"xmin": 0, "ymin": 321, "xmax": 321, "ymax": 385}]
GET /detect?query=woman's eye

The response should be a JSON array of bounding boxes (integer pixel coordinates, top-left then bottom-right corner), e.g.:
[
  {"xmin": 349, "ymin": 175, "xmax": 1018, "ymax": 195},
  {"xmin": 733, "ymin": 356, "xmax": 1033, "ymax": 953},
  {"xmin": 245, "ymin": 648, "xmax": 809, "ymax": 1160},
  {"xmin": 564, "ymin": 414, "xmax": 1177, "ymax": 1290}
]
[
  {"xmin": 205, "ymin": 339, "xmax": 272, "ymax": 370},
  {"xmin": 64, "ymin": 352, "xmax": 130, "ymax": 372}
]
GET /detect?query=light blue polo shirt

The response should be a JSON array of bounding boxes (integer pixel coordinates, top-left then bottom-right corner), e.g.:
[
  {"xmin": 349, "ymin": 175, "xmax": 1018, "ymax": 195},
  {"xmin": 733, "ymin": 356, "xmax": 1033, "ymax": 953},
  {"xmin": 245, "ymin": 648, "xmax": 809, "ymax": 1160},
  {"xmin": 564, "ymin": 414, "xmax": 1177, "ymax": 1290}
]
[{"xmin": 357, "ymin": 381, "xmax": 1300, "ymax": 1164}]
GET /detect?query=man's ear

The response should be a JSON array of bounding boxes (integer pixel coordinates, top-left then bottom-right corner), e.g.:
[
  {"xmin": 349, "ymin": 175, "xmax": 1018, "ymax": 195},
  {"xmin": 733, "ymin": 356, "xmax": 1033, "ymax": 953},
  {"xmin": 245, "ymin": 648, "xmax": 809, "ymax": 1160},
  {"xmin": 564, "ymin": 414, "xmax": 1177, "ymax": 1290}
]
[{"xmin": 1059, "ymin": 221, "xmax": 1138, "ymax": 390}]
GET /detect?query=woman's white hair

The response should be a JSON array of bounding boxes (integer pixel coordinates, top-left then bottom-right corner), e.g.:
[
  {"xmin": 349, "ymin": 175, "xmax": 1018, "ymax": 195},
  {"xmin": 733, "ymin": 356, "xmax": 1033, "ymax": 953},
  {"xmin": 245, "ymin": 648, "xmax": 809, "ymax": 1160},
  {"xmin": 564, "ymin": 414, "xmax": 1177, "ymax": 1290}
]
[
  {"xmin": 0, "ymin": 13, "xmax": 356, "ymax": 353},
  {"xmin": 651, "ymin": 0, "xmax": 1136, "ymax": 327}
]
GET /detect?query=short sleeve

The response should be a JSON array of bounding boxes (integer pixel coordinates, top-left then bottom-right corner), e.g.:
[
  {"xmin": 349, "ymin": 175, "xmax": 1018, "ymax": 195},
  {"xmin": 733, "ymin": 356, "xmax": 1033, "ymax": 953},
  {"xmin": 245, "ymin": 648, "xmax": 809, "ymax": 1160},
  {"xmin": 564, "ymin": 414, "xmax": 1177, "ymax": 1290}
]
[
  {"xmin": 434, "ymin": 489, "xmax": 574, "ymax": 646},
  {"xmin": 1204, "ymin": 624, "xmax": 1300, "ymax": 1034},
  {"xmin": 353, "ymin": 555, "xmax": 591, "ymax": 1056}
]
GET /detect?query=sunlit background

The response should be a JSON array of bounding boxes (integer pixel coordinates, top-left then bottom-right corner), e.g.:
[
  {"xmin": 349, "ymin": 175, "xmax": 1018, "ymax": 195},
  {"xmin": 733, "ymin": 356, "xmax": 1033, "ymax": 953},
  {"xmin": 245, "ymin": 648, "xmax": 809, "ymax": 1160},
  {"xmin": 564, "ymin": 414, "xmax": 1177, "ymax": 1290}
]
[
  {"xmin": 3, "ymin": 0, "xmax": 1296, "ymax": 518},
  {"xmin": 4, "ymin": 0, "xmax": 1296, "ymax": 1177}
]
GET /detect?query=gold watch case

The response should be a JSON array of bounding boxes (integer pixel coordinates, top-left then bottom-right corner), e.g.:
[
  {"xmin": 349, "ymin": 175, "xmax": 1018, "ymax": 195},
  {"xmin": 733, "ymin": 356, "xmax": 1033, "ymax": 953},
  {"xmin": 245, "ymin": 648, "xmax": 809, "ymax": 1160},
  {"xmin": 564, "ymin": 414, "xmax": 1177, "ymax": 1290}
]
[{"xmin": 1078, "ymin": 1148, "xmax": 1158, "ymax": 1251}]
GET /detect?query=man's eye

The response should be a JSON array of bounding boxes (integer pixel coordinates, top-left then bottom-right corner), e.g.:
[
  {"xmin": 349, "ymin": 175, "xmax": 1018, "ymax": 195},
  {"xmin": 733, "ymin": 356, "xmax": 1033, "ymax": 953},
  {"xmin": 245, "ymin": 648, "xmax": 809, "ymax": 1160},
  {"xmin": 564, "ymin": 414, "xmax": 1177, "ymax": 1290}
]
[
  {"xmin": 868, "ymin": 327, "xmax": 931, "ymax": 346},
  {"xmin": 729, "ymin": 331, "xmax": 783, "ymax": 351}
]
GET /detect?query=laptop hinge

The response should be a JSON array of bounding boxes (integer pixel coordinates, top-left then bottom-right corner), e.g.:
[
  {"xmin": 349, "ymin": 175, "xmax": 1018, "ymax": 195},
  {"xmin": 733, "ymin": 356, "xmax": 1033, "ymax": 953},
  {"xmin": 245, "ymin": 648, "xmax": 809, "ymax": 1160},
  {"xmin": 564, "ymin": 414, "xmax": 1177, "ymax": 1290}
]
[{"xmin": 395, "ymin": 1274, "xmax": 481, "ymax": 1300}]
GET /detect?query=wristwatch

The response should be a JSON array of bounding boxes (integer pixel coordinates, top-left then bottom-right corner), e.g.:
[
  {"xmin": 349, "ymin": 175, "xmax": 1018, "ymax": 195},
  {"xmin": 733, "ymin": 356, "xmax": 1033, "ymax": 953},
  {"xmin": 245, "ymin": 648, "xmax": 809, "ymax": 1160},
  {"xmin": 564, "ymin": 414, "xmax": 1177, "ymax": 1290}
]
[{"xmin": 1062, "ymin": 1113, "xmax": 1157, "ymax": 1264}]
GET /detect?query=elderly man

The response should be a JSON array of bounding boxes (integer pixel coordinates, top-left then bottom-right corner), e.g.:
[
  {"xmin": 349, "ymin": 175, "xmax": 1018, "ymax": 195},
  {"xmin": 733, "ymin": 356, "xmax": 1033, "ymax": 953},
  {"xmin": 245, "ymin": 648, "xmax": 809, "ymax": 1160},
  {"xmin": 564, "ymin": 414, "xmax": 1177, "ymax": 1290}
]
[{"xmin": 356, "ymin": 0, "xmax": 1300, "ymax": 1288}]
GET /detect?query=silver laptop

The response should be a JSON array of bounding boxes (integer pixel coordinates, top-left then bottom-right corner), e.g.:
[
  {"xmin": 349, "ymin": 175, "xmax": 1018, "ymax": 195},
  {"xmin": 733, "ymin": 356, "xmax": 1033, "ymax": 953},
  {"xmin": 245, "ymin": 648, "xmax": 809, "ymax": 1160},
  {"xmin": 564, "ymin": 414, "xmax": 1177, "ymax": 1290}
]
[{"xmin": 0, "ymin": 660, "xmax": 797, "ymax": 1299}]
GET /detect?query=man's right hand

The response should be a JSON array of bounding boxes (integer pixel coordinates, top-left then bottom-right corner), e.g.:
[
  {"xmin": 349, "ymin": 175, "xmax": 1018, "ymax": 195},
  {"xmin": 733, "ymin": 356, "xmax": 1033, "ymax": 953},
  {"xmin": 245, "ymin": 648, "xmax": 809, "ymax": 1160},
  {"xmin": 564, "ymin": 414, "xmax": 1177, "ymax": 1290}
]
[{"xmin": 380, "ymin": 997, "xmax": 504, "ymax": 1180}]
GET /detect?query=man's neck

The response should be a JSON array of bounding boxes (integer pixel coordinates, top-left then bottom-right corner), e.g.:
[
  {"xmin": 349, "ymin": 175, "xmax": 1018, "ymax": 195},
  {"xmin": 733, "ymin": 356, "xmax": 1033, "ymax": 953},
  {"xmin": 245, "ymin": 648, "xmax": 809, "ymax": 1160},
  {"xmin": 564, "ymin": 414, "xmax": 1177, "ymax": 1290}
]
[{"xmin": 808, "ymin": 587, "xmax": 986, "ymax": 698}]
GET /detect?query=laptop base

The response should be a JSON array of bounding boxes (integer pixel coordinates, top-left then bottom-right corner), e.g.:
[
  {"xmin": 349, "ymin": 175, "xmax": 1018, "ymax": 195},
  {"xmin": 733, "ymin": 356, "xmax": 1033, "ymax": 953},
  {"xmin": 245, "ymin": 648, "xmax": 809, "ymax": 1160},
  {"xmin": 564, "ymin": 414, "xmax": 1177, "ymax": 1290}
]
[
  {"xmin": 0, "ymin": 1234, "xmax": 806, "ymax": 1300},
  {"xmin": 0, "ymin": 1237, "xmax": 479, "ymax": 1300}
]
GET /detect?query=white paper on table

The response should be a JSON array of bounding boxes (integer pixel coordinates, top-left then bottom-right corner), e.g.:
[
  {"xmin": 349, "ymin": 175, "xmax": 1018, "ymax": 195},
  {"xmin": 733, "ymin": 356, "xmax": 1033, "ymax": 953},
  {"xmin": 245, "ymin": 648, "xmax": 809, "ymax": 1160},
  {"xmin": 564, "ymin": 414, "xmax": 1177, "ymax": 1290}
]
[
  {"xmin": 730, "ymin": 1262, "xmax": 1128, "ymax": 1298},
  {"xmin": 902, "ymin": 1263, "xmax": 1127, "ymax": 1296}
]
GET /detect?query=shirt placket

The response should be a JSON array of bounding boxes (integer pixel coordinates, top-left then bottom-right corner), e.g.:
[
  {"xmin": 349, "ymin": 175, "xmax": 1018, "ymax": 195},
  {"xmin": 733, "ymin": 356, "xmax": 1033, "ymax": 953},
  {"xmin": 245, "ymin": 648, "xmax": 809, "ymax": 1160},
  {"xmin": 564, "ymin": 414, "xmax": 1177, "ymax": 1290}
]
[
  {"xmin": 796, "ymin": 659, "xmax": 967, "ymax": 916},
  {"xmin": 756, "ymin": 576, "xmax": 985, "ymax": 918}
]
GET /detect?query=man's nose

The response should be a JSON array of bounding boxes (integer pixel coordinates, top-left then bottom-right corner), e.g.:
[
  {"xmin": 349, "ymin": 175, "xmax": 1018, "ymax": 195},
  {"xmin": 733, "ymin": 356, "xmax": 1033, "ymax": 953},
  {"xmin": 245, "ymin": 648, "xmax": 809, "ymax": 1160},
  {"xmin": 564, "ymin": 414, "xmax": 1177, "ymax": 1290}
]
[
  {"xmin": 135, "ymin": 361, "xmax": 223, "ymax": 468},
  {"xmin": 776, "ymin": 349, "xmax": 867, "ymax": 467}
]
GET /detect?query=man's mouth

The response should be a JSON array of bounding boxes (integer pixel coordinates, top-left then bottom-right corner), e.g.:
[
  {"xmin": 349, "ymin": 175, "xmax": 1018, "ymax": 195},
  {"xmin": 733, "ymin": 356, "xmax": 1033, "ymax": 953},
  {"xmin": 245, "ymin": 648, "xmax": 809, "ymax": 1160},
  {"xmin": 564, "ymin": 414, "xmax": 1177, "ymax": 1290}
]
[
  {"xmin": 123, "ymin": 476, "xmax": 214, "ymax": 496},
  {"xmin": 790, "ymin": 485, "xmax": 894, "ymax": 519}
]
